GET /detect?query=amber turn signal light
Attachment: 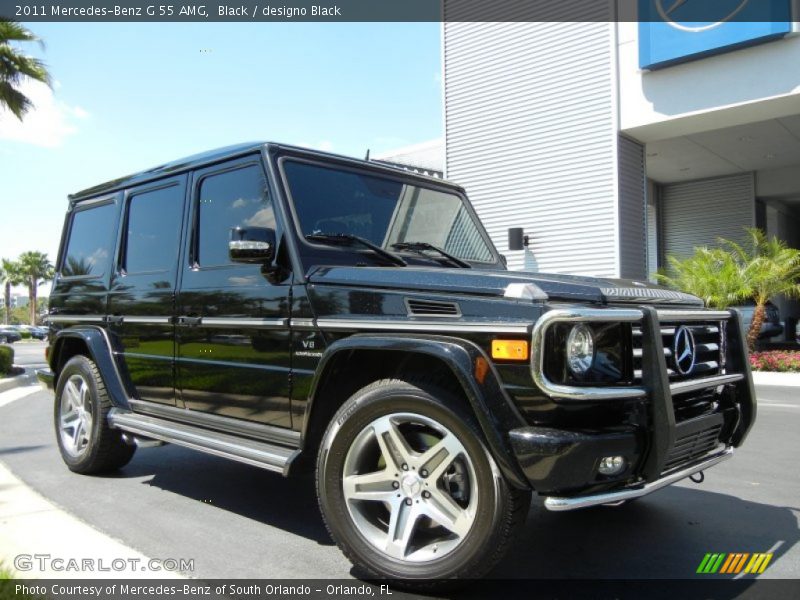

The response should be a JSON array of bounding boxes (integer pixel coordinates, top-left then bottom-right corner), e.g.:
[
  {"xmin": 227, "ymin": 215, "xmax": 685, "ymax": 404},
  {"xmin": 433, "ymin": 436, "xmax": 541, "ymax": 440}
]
[{"xmin": 491, "ymin": 339, "xmax": 529, "ymax": 361}]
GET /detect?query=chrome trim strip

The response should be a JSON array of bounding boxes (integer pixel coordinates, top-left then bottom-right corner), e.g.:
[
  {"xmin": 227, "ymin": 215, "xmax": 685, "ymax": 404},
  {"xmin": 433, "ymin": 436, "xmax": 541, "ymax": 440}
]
[
  {"xmin": 46, "ymin": 315, "xmax": 105, "ymax": 323},
  {"xmin": 291, "ymin": 318, "xmax": 317, "ymax": 330},
  {"xmin": 530, "ymin": 308, "xmax": 647, "ymax": 401},
  {"xmin": 657, "ymin": 309, "xmax": 731, "ymax": 322},
  {"xmin": 670, "ymin": 373, "xmax": 744, "ymax": 396},
  {"xmin": 544, "ymin": 448, "xmax": 734, "ymax": 511},
  {"xmin": 315, "ymin": 318, "xmax": 531, "ymax": 334},
  {"xmin": 200, "ymin": 317, "xmax": 288, "ymax": 329},
  {"xmin": 122, "ymin": 316, "xmax": 172, "ymax": 325}
]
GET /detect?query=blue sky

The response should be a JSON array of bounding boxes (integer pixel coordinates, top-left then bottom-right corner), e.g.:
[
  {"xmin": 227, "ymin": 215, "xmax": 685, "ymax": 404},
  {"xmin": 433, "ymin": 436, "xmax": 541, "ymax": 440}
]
[{"xmin": 0, "ymin": 22, "xmax": 442, "ymax": 294}]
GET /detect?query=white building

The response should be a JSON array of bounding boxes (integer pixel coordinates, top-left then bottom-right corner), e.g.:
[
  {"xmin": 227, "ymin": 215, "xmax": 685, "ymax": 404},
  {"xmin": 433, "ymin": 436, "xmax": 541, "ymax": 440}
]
[{"xmin": 431, "ymin": 2, "xmax": 800, "ymax": 324}]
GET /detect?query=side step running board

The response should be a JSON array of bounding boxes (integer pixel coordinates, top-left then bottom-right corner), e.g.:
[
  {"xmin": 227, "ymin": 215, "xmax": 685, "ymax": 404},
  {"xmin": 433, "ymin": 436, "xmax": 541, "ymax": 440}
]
[{"xmin": 108, "ymin": 410, "xmax": 298, "ymax": 474}]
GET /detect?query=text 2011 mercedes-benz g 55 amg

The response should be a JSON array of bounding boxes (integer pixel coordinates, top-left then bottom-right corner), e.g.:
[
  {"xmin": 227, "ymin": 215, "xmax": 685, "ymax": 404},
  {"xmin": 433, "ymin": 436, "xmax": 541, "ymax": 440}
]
[{"xmin": 38, "ymin": 142, "xmax": 756, "ymax": 582}]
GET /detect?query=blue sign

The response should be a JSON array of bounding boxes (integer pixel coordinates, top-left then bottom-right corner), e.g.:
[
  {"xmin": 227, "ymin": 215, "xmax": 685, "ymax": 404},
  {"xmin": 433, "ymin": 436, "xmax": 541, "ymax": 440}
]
[{"xmin": 639, "ymin": 0, "xmax": 793, "ymax": 70}]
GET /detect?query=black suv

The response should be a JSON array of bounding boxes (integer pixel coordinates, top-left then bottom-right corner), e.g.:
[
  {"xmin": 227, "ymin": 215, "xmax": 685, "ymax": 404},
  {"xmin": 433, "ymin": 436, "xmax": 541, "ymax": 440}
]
[{"xmin": 39, "ymin": 143, "xmax": 756, "ymax": 582}]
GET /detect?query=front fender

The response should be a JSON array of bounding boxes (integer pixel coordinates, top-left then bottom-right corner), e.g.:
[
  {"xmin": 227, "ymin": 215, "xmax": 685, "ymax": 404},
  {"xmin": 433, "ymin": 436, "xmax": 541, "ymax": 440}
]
[
  {"xmin": 305, "ymin": 334, "xmax": 530, "ymax": 489},
  {"xmin": 51, "ymin": 326, "xmax": 131, "ymax": 410}
]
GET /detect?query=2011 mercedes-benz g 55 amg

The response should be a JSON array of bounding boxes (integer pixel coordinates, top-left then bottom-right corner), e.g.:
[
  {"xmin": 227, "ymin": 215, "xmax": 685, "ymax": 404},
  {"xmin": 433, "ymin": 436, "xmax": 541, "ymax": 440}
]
[{"xmin": 39, "ymin": 142, "xmax": 756, "ymax": 582}]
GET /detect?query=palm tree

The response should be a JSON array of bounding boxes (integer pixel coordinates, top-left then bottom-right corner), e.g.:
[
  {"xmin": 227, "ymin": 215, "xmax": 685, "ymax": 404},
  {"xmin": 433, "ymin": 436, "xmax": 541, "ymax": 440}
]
[
  {"xmin": 723, "ymin": 229, "xmax": 800, "ymax": 352},
  {"xmin": 656, "ymin": 247, "xmax": 751, "ymax": 309},
  {"xmin": 0, "ymin": 19, "xmax": 51, "ymax": 120},
  {"xmin": 1, "ymin": 258, "xmax": 23, "ymax": 325},
  {"xmin": 16, "ymin": 251, "xmax": 54, "ymax": 325}
]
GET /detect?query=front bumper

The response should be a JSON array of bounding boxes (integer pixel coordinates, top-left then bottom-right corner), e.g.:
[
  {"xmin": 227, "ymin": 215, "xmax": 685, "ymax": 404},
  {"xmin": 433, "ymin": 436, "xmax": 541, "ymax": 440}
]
[
  {"xmin": 511, "ymin": 306, "xmax": 755, "ymax": 506},
  {"xmin": 544, "ymin": 448, "xmax": 733, "ymax": 511}
]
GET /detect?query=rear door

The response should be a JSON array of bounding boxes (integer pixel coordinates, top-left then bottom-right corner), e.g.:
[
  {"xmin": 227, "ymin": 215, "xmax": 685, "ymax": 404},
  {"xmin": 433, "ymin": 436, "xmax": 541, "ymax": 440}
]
[
  {"xmin": 176, "ymin": 157, "xmax": 292, "ymax": 428},
  {"xmin": 107, "ymin": 176, "xmax": 187, "ymax": 405}
]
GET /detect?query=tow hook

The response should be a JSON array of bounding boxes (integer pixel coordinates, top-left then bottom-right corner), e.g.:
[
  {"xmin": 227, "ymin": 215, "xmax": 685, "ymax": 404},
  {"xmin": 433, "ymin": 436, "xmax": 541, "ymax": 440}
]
[{"xmin": 689, "ymin": 471, "xmax": 705, "ymax": 484}]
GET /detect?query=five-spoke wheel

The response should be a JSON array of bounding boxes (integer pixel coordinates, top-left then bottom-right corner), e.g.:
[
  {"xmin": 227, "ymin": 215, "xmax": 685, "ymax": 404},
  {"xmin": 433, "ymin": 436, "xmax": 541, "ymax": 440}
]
[
  {"xmin": 342, "ymin": 412, "xmax": 478, "ymax": 562},
  {"xmin": 58, "ymin": 374, "xmax": 94, "ymax": 458},
  {"xmin": 54, "ymin": 355, "xmax": 135, "ymax": 473},
  {"xmin": 317, "ymin": 378, "xmax": 530, "ymax": 583}
]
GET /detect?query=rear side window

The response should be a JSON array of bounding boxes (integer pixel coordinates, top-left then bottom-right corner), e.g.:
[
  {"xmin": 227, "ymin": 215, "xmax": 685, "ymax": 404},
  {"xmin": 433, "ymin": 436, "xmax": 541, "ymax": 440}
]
[
  {"xmin": 124, "ymin": 185, "xmax": 183, "ymax": 274},
  {"xmin": 196, "ymin": 165, "xmax": 273, "ymax": 267},
  {"xmin": 61, "ymin": 202, "xmax": 117, "ymax": 277}
]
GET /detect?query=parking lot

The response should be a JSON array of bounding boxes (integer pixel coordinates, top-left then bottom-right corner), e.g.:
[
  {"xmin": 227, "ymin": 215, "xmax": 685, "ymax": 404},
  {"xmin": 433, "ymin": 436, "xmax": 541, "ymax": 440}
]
[{"xmin": 1, "ymin": 342, "xmax": 798, "ymax": 582}]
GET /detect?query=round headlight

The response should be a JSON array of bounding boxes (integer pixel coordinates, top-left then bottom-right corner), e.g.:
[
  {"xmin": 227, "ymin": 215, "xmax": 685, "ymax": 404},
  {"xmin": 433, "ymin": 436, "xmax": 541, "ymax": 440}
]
[{"xmin": 566, "ymin": 323, "xmax": 595, "ymax": 376}]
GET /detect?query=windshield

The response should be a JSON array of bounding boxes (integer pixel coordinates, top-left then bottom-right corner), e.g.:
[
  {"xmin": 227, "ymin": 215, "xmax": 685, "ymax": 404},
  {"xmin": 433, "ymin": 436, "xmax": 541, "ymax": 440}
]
[{"xmin": 282, "ymin": 160, "xmax": 495, "ymax": 263}]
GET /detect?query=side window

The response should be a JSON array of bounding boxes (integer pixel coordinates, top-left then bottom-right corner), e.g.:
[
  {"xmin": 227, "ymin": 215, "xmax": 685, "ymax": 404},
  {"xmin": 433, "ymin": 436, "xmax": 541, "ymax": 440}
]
[
  {"xmin": 196, "ymin": 164, "xmax": 274, "ymax": 267},
  {"xmin": 124, "ymin": 185, "xmax": 183, "ymax": 274},
  {"xmin": 61, "ymin": 202, "xmax": 117, "ymax": 277}
]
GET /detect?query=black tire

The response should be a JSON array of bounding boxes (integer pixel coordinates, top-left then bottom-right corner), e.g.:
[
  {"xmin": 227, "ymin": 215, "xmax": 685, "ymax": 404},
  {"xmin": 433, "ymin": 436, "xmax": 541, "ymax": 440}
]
[
  {"xmin": 54, "ymin": 355, "xmax": 135, "ymax": 474},
  {"xmin": 317, "ymin": 378, "xmax": 530, "ymax": 584}
]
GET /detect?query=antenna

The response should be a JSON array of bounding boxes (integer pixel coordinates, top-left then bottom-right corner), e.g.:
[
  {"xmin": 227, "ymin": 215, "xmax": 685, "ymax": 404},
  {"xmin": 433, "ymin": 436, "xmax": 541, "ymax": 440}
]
[{"xmin": 365, "ymin": 149, "xmax": 370, "ymax": 161}]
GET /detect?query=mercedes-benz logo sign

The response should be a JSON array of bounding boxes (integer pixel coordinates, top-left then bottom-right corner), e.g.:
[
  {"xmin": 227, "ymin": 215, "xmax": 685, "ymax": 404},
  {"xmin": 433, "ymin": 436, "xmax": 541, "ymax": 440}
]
[
  {"xmin": 673, "ymin": 326, "xmax": 697, "ymax": 375},
  {"xmin": 656, "ymin": 0, "xmax": 750, "ymax": 33}
]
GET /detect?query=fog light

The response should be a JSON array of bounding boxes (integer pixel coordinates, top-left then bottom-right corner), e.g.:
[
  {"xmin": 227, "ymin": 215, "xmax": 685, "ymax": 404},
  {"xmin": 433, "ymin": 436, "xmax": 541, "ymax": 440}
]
[{"xmin": 598, "ymin": 456, "xmax": 626, "ymax": 476}]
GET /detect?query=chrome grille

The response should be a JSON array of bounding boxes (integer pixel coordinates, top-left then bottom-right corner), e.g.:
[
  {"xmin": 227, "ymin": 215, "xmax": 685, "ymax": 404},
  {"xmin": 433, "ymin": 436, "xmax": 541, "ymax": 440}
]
[
  {"xmin": 632, "ymin": 322, "xmax": 724, "ymax": 381},
  {"xmin": 632, "ymin": 320, "xmax": 726, "ymax": 422}
]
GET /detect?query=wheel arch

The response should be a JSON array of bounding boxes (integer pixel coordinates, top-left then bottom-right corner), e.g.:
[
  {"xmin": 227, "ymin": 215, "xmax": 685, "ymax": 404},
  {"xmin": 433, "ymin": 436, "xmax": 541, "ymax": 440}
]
[
  {"xmin": 296, "ymin": 334, "xmax": 530, "ymax": 489},
  {"xmin": 50, "ymin": 327, "xmax": 131, "ymax": 410}
]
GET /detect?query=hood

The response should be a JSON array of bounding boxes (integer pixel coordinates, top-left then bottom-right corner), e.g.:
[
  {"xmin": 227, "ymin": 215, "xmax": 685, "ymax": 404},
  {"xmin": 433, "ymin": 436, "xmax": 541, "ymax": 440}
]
[{"xmin": 307, "ymin": 266, "xmax": 703, "ymax": 306}]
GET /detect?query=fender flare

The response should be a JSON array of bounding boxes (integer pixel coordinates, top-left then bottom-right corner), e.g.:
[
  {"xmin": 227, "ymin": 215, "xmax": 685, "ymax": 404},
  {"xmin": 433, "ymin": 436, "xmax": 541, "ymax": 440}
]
[
  {"xmin": 51, "ymin": 326, "xmax": 132, "ymax": 410},
  {"xmin": 304, "ymin": 334, "xmax": 530, "ymax": 489}
]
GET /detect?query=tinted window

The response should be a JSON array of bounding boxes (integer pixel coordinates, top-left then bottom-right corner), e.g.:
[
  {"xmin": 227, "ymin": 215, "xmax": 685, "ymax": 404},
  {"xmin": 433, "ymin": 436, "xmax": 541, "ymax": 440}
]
[
  {"xmin": 197, "ymin": 165, "xmax": 273, "ymax": 267},
  {"xmin": 285, "ymin": 161, "xmax": 399, "ymax": 246},
  {"xmin": 125, "ymin": 185, "xmax": 183, "ymax": 273},
  {"xmin": 284, "ymin": 161, "xmax": 494, "ymax": 262},
  {"xmin": 62, "ymin": 202, "xmax": 117, "ymax": 277}
]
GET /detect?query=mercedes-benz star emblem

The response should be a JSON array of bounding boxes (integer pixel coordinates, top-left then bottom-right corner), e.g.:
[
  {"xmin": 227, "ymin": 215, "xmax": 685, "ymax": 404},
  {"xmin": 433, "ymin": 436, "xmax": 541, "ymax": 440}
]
[
  {"xmin": 656, "ymin": 0, "xmax": 750, "ymax": 33},
  {"xmin": 673, "ymin": 326, "xmax": 697, "ymax": 375}
]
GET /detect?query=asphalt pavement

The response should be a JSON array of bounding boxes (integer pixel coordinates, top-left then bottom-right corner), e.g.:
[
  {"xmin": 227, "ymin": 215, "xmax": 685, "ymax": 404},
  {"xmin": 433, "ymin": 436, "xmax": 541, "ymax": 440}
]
[{"xmin": 1, "ymin": 342, "xmax": 798, "ymax": 581}]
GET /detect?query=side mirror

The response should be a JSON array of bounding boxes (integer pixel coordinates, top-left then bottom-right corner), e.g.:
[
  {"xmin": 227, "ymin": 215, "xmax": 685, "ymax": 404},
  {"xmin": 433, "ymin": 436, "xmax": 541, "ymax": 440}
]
[{"xmin": 229, "ymin": 227, "xmax": 276, "ymax": 264}]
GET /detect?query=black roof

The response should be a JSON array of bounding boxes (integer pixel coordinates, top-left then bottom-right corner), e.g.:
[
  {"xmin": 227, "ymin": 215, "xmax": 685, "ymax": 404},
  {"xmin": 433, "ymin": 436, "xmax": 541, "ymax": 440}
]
[
  {"xmin": 70, "ymin": 142, "xmax": 265, "ymax": 201},
  {"xmin": 70, "ymin": 142, "xmax": 460, "ymax": 203}
]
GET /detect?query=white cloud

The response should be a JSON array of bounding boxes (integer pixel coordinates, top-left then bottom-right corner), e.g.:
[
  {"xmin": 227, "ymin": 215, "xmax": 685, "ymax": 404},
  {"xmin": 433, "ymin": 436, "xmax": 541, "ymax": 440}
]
[{"xmin": 0, "ymin": 79, "xmax": 89, "ymax": 148}]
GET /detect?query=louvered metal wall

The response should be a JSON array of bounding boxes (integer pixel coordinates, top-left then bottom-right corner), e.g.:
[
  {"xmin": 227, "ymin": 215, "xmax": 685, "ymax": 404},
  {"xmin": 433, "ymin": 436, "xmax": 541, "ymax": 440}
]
[
  {"xmin": 661, "ymin": 174, "xmax": 755, "ymax": 260},
  {"xmin": 618, "ymin": 135, "xmax": 647, "ymax": 280},
  {"xmin": 646, "ymin": 180, "xmax": 659, "ymax": 280},
  {"xmin": 443, "ymin": 19, "xmax": 621, "ymax": 277}
]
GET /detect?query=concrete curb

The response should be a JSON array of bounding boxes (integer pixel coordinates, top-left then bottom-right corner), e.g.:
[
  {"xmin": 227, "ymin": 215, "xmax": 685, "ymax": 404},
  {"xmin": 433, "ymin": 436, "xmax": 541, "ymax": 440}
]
[
  {"xmin": 0, "ymin": 367, "xmax": 37, "ymax": 394},
  {"xmin": 0, "ymin": 462, "xmax": 186, "ymax": 579},
  {"xmin": 752, "ymin": 371, "xmax": 800, "ymax": 387}
]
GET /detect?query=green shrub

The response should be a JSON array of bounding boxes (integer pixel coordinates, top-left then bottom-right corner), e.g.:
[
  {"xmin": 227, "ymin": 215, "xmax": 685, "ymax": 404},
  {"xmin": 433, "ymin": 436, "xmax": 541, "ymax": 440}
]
[
  {"xmin": 0, "ymin": 346, "xmax": 13, "ymax": 376},
  {"xmin": 19, "ymin": 331, "xmax": 31, "ymax": 340}
]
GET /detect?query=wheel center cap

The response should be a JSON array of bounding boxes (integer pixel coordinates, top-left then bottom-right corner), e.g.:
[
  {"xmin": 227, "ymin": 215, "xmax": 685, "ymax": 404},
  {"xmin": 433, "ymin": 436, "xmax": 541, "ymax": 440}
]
[{"xmin": 400, "ymin": 473, "xmax": 422, "ymax": 497}]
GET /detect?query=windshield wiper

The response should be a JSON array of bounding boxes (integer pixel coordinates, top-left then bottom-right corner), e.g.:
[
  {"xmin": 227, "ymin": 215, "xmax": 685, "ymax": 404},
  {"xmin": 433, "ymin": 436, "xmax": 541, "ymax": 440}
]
[
  {"xmin": 391, "ymin": 242, "xmax": 472, "ymax": 268},
  {"xmin": 306, "ymin": 233, "xmax": 407, "ymax": 267}
]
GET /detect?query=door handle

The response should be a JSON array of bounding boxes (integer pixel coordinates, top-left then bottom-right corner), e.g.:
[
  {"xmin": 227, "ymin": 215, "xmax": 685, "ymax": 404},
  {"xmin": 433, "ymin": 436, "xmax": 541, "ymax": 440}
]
[{"xmin": 176, "ymin": 316, "xmax": 202, "ymax": 327}]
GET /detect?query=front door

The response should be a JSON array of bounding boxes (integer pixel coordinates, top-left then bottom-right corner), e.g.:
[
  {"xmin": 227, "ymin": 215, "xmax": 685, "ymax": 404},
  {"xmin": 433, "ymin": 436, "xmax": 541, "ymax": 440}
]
[
  {"xmin": 176, "ymin": 157, "xmax": 292, "ymax": 428},
  {"xmin": 107, "ymin": 176, "xmax": 187, "ymax": 405}
]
